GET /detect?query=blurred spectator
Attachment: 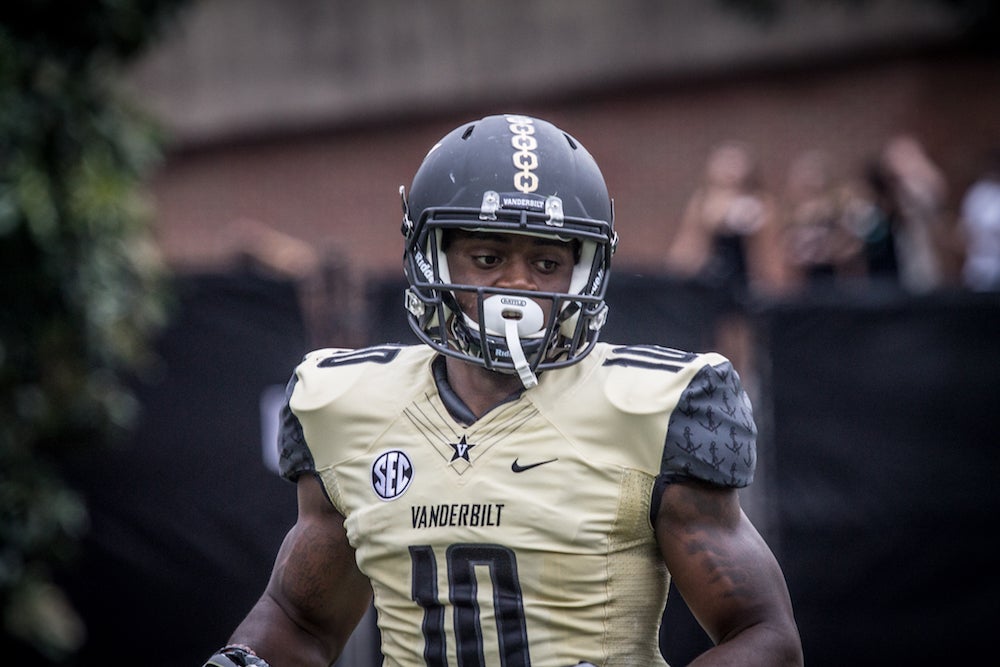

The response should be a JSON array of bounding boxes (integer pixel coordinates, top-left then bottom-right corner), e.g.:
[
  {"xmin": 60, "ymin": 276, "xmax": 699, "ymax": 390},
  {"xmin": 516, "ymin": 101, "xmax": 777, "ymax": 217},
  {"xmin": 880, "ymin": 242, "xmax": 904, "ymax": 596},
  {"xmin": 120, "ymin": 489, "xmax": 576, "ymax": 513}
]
[
  {"xmin": 666, "ymin": 140, "xmax": 786, "ymax": 296},
  {"xmin": 779, "ymin": 149, "xmax": 867, "ymax": 289},
  {"xmin": 215, "ymin": 217, "xmax": 360, "ymax": 347},
  {"xmin": 859, "ymin": 157, "xmax": 902, "ymax": 282},
  {"xmin": 665, "ymin": 140, "xmax": 786, "ymax": 394},
  {"xmin": 871, "ymin": 134, "xmax": 951, "ymax": 292},
  {"xmin": 957, "ymin": 147, "xmax": 1000, "ymax": 291}
]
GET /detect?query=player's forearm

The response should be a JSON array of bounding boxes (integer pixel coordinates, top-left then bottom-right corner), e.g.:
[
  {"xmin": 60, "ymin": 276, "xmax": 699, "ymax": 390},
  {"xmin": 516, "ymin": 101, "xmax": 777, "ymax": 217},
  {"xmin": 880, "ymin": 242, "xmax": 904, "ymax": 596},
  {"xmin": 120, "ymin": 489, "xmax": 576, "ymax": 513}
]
[
  {"xmin": 687, "ymin": 621, "xmax": 803, "ymax": 667},
  {"xmin": 224, "ymin": 592, "xmax": 340, "ymax": 667}
]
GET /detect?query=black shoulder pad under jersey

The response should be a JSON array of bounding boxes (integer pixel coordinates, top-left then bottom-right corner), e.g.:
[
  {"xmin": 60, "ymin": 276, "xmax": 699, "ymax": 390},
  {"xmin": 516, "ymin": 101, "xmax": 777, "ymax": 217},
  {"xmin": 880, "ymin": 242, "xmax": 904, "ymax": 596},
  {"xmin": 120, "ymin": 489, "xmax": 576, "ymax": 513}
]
[
  {"xmin": 278, "ymin": 374, "xmax": 314, "ymax": 481},
  {"xmin": 659, "ymin": 360, "xmax": 757, "ymax": 488}
]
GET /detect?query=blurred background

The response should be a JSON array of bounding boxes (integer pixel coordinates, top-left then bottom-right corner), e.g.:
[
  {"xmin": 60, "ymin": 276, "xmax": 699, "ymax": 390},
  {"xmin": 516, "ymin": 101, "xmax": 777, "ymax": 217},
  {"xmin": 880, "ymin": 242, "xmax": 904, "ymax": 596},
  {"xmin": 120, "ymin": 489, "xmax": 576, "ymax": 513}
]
[{"xmin": 2, "ymin": 1, "xmax": 999, "ymax": 665}]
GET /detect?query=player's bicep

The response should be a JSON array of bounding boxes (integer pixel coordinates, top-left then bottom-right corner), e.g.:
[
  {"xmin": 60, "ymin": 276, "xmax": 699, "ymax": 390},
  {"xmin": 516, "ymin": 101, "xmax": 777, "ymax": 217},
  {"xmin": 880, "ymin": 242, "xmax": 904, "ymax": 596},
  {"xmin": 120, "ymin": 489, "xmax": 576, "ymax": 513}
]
[
  {"xmin": 654, "ymin": 481, "xmax": 783, "ymax": 644},
  {"xmin": 267, "ymin": 474, "xmax": 372, "ymax": 654}
]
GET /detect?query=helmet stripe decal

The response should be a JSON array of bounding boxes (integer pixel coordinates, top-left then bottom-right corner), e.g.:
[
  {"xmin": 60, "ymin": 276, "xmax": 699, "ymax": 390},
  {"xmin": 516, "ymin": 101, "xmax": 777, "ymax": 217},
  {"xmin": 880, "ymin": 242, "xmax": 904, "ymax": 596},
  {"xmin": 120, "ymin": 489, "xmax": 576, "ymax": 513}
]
[{"xmin": 507, "ymin": 115, "xmax": 539, "ymax": 193}]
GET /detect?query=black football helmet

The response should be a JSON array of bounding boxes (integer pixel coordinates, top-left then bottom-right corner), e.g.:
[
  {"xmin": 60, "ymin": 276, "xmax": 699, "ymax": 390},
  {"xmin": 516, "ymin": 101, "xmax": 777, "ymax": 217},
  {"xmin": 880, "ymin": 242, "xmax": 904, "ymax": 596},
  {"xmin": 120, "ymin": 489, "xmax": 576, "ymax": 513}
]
[{"xmin": 401, "ymin": 114, "xmax": 617, "ymax": 387}]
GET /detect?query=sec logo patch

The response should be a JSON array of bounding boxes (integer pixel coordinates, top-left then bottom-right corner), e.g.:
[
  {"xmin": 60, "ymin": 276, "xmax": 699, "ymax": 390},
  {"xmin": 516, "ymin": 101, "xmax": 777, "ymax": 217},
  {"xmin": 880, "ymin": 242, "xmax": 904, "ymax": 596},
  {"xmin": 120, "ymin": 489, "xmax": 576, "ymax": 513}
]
[{"xmin": 372, "ymin": 450, "xmax": 413, "ymax": 500}]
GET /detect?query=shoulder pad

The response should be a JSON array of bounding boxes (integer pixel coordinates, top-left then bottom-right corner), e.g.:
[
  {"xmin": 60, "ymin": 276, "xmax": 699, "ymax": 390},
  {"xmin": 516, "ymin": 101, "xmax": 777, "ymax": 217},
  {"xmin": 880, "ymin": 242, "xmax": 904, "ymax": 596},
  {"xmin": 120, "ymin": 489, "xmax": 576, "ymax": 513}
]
[
  {"xmin": 602, "ymin": 344, "xmax": 714, "ymax": 415},
  {"xmin": 279, "ymin": 345, "xmax": 414, "ymax": 482},
  {"xmin": 662, "ymin": 358, "xmax": 757, "ymax": 488},
  {"xmin": 292, "ymin": 345, "xmax": 407, "ymax": 410}
]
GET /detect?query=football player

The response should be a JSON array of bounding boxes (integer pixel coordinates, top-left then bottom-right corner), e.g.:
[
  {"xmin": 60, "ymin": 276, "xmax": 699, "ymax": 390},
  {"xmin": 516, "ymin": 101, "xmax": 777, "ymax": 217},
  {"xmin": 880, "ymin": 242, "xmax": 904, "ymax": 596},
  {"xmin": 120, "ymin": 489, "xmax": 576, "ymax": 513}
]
[{"xmin": 204, "ymin": 114, "xmax": 802, "ymax": 667}]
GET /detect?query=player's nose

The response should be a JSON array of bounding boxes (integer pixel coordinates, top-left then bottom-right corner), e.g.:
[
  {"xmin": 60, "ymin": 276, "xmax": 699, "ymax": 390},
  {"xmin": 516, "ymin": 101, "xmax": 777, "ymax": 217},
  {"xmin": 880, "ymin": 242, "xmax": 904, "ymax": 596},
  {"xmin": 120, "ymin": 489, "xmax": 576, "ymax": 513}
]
[{"xmin": 496, "ymin": 257, "xmax": 537, "ymax": 290}]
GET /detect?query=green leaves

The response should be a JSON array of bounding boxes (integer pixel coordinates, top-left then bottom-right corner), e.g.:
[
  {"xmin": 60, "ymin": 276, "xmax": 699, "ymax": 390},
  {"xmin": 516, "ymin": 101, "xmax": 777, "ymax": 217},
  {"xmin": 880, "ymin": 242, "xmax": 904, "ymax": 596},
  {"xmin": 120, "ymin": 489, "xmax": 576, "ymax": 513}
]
[{"xmin": 0, "ymin": 1, "xmax": 187, "ymax": 660}]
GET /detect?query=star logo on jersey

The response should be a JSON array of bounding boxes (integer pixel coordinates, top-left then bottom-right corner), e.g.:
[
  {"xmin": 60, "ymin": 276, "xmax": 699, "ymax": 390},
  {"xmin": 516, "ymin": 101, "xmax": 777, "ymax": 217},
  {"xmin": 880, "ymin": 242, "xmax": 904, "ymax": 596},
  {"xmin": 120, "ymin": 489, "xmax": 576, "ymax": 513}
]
[{"xmin": 448, "ymin": 435, "xmax": 476, "ymax": 463}]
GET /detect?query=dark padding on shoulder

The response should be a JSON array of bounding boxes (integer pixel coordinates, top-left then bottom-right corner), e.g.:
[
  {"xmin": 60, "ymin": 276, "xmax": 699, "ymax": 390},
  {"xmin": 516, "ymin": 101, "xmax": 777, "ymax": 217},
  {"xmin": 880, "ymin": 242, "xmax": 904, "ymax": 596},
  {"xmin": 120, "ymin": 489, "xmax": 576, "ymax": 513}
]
[
  {"xmin": 660, "ymin": 360, "xmax": 757, "ymax": 488},
  {"xmin": 277, "ymin": 374, "xmax": 314, "ymax": 481}
]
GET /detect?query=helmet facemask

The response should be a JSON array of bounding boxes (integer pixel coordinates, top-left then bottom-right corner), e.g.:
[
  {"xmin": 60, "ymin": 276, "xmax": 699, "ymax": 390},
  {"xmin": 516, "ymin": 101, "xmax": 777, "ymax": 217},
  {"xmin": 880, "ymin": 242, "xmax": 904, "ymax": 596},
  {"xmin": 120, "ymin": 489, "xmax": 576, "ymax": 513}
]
[{"xmin": 403, "ymin": 192, "xmax": 614, "ymax": 388}]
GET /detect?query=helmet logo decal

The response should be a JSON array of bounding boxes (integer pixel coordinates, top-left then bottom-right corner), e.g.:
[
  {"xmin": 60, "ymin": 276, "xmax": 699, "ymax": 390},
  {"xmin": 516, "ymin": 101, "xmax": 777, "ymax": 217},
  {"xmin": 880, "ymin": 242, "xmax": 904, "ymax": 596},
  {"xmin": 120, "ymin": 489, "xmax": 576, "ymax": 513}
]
[
  {"xmin": 372, "ymin": 450, "xmax": 413, "ymax": 501},
  {"xmin": 413, "ymin": 248, "xmax": 434, "ymax": 283},
  {"xmin": 590, "ymin": 266, "xmax": 606, "ymax": 295},
  {"xmin": 507, "ymin": 115, "xmax": 539, "ymax": 193}
]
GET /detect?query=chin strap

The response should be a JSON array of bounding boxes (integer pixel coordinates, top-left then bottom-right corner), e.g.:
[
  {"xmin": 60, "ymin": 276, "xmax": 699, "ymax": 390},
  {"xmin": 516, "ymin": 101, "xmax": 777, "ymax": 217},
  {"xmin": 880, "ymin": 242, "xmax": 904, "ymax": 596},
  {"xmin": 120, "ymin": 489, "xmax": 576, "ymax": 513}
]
[{"xmin": 504, "ymin": 316, "xmax": 538, "ymax": 389}]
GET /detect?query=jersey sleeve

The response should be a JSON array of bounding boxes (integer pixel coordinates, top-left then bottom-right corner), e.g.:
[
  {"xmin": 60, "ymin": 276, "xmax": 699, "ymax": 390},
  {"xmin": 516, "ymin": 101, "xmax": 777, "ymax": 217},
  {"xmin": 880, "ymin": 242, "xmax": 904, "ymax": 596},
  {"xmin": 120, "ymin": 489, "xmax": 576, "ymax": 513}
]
[
  {"xmin": 277, "ymin": 374, "xmax": 314, "ymax": 482},
  {"xmin": 276, "ymin": 345, "xmax": 420, "ymax": 483},
  {"xmin": 660, "ymin": 359, "xmax": 757, "ymax": 488}
]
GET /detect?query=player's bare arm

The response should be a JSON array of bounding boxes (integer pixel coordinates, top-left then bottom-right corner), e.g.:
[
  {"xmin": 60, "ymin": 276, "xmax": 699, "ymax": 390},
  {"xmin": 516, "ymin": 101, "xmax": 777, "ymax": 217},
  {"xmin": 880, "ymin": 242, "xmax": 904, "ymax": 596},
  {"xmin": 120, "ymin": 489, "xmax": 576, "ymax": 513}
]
[
  {"xmin": 655, "ymin": 481, "xmax": 803, "ymax": 666},
  {"xmin": 224, "ymin": 474, "xmax": 372, "ymax": 667}
]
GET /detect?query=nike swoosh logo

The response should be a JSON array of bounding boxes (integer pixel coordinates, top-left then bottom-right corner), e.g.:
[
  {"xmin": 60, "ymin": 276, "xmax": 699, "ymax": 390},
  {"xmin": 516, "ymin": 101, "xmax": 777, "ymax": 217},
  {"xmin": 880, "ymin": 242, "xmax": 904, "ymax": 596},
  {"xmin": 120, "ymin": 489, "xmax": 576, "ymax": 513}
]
[{"xmin": 511, "ymin": 457, "xmax": 558, "ymax": 473}]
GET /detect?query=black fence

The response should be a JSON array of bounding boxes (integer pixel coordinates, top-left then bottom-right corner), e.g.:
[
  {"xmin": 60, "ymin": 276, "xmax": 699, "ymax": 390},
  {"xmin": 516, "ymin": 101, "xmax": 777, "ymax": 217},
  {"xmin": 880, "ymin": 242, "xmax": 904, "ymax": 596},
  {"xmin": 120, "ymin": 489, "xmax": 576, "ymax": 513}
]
[{"xmin": 52, "ymin": 269, "xmax": 1000, "ymax": 665}]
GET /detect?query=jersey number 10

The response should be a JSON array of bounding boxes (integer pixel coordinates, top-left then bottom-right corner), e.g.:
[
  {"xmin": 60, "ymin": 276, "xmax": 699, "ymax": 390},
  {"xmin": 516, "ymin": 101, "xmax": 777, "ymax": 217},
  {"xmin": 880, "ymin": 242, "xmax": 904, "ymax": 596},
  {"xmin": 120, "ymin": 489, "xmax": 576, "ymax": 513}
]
[{"xmin": 409, "ymin": 543, "xmax": 531, "ymax": 666}]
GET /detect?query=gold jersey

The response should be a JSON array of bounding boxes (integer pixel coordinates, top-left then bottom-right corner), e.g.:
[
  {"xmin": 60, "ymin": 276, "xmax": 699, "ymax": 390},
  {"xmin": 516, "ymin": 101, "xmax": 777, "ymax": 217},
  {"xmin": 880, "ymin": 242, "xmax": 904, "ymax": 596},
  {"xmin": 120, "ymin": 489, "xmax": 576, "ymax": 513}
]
[{"xmin": 279, "ymin": 343, "xmax": 756, "ymax": 667}]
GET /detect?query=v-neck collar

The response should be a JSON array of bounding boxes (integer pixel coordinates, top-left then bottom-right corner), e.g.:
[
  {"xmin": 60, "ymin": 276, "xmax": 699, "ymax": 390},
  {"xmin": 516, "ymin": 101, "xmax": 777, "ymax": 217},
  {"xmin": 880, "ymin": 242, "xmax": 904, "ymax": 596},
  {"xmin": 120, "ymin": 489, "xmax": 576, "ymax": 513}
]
[{"xmin": 431, "ymin": 355, "xmax": 526, "ymax": 426}]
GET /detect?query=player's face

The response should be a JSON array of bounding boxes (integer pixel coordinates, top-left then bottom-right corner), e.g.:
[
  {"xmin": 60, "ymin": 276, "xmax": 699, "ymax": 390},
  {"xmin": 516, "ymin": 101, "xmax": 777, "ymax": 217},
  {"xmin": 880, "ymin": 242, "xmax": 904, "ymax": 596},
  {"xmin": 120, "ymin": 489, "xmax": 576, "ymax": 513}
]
[{"xmin": 444, "ymin": 229, "xmax": 576, "ymax": 323}]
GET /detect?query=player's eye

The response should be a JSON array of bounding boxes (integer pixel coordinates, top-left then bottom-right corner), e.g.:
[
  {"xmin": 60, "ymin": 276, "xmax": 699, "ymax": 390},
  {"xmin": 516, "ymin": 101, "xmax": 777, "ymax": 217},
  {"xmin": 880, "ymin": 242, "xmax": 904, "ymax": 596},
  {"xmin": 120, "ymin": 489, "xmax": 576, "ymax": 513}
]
[
  {"xmin": 472, "ymin": 254, "xmax": 502, "ymax": 268},
  {"xmin": 534, "ymin": 258, "xmax": 560, "ymax": 273}
]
